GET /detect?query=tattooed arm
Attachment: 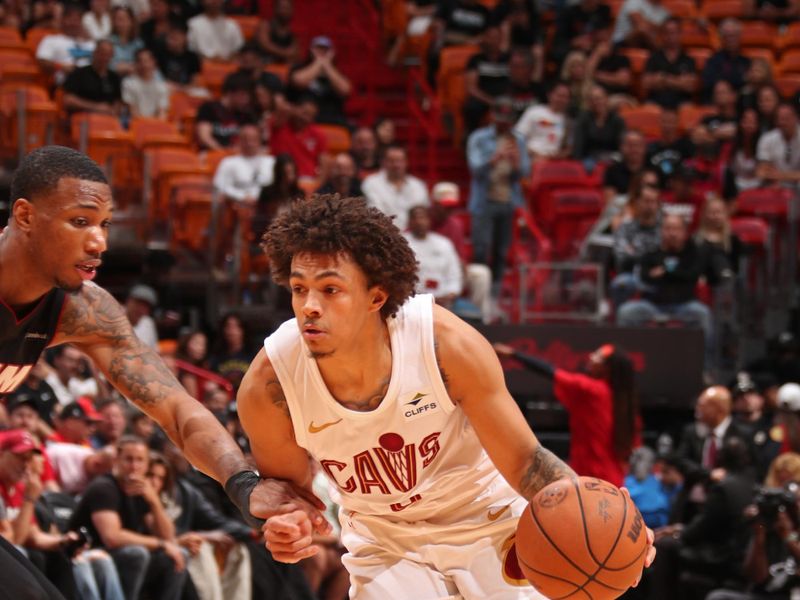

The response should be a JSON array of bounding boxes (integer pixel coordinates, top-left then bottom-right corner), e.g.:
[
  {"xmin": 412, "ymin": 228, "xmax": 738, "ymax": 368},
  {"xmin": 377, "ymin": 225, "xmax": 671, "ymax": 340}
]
[
  {"xmin": 50, "ymin": 283, "xmax": 250, "ymax": 483},
  {"xmin": 433, "ymin": 304, "xmax": 576, "ymax": 500}
]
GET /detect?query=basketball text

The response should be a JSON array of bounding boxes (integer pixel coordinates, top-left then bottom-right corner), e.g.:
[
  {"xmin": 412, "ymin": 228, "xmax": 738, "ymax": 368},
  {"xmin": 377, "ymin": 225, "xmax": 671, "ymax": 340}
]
[{"xmin": 627, "ymin": 512, "xmax": 644, "ymax": 543}]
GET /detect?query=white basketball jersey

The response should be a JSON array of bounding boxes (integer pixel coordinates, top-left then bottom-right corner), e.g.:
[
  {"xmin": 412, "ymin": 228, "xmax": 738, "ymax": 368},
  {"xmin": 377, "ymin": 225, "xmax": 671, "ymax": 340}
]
[{"xmin": 264, "ymin": 294, "xmax": 512, "ymax": 522}]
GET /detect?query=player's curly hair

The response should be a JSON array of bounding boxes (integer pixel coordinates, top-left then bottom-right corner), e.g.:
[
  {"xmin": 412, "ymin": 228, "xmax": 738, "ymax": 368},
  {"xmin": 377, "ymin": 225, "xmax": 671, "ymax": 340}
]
[{"xmin": 261, "ymin": 194, "xmax": 418, "ymax": 319}]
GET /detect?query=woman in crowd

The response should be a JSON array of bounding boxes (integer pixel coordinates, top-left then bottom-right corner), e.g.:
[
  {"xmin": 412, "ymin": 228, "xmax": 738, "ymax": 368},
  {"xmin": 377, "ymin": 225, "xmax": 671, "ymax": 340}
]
[
  {"xmin": 724, "ymin": 108, "xmax": 762, "ymax": 198},
  {"xmin": 492, "ymin": 342, "xmax": 640, "ymax": 487},
  {"xmin": 253, "ymin": 153, "xmax": 304, "ymax": 238},
  {"xmin": 695, "ymin": 195, "xmax": 743, "ymax": 281},
  {"xmin": 254, "ymin": 0, "xmax": 298, "ymax": 64},
  {"xmin": 109, "ymin": 6, "xmax": 144, "ymax": 76},
  {"xmin": 756, "ymin": 84, "xmax": 782, "ymax": 134},
  {"xmin": 208, "ymin": 313, "xmax": 253, "ymax": 392},
  {"xmin": 174, "ymin": 329, "xmax": 210, "ymax": 401},
  {"xmin": 572, "ymin": 84, "xmax": 626, "ymax": 167},
  {"xmin": 559, "ymin": 49, "xmax": 591, "ymax": 116}
]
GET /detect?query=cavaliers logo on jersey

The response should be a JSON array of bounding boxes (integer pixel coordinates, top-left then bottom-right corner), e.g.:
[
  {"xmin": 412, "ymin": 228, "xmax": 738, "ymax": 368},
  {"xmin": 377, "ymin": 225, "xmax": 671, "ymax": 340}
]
[
  {"xmin": 0, "ymin": 363, "xmax": 33, "ymax": 393},
  {"xmin": 319, "ymin": 431, "xmax": 442, "ymax": 511}
]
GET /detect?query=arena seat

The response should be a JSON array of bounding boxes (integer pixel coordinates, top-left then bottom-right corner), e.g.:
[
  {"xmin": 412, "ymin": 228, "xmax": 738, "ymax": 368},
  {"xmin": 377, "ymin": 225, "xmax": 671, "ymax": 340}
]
[
  {"xmin": 264, "ymin": 63, "xmax": 290, "ymax": 83},
  {"xmin": 619, "ymin": 104, "xmax": 662, "ymax": 139},
  {"xmin": 317, "ymin": 124, "xmax": 352, "ymax": 155},
  {"xmin": 662, "ymin": 0, "xmax": 697, "ymax": 17},
  {"xmin": 678, "ymin": 104, "xmax": 717, "ymax": 133},
  {"xmin": 548, "ymin": 188, "xmax": 605, "ymax": 260},
  {"xmin": 130, "ymin": 117, "xmax": 189, "ymax": 151},
  {"xmin": 527, "ymin": 160, "xmax": 591, "ymax": 224},
  {"xmin": 700, "ymin": 0, "xmax": 744, "ymax": 21},
  {"xmin": 778, "ymin": 50, "xmax": 800, "ymax": 75},
  {"xmin": 70, "ymin": 113, "xmax": 137, "ymax": 189},
  {"xmin": 736, "ymin": 187, "xmax": 793, "ymax": 220},
  {"xmin": 0, "ymin": 84, "xmax": 57, "ymax": 158},
  {"xmin": 687, "ymin": 47, "xmax": 713, "ymax": 72},
  {"xmin": 25, "ymin": 28, "xmax": 58, "ymax": 55},
  {"xmin": 780, "ymin": 22, "xmax": 800, "ymax": 53},
  {"xmin": 739, "ymin": 22, "xmax": 778, "ymax": 50},
  {"xmin": 0, "ymin": 26, "xmax": 25, "ymax": 51},
  {"xmin": 200, "ymin": 60, "xmax": 239, "ymax": 97},
  {"xmin": 731, "ymin": 216, "xmax": 771, "ymax": 310},
  {"xmin": 436, "ymin": 45, "xmax": 480, "ymax": 146},
  {"xmin": 0, "ymin": 49, "xmax": 44, "ymax": 86},
  {"xmin": 231, "ymin": 16, "xmax": 260, "ymax": 41},
  {"xmin": 680, "ymin": 21, "xmax": 717, "ymax": 50},
  {"xmin": 774, "ymin": 73, "xmax": 800, "ymax": 97},
  {"xmin": 168, "ymin": 90, "xmax": 205, "ymax": 135},
  {"xmin": 144, "ymin": 148, "xmax": 211, "ymax": 220},
  {"xmin": 741, "ymin": 48, "xmax": 775, "ymax": 69},
  {"xmin": 619, "ymin": 47, "xmax": 650, "ymax": 76}
]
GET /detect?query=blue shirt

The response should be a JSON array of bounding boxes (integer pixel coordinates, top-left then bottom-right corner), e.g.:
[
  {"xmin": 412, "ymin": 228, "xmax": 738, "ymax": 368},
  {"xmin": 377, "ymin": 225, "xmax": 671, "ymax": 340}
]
[{"xmin": 466, "ymin": 125, "xmax": 530, "ymax": 214}]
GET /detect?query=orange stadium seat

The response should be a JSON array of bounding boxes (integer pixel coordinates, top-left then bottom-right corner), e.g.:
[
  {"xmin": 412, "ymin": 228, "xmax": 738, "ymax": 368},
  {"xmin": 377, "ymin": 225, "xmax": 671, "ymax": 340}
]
[
  {"xmin": 779, "ymin": 50, "xmax": 800, "ymax": 75},
  {"xmin": 740, "ymin": 22, "xmax": 778, "ymax": 50},
  {"xmin": 201, "ymin": 148, "xmax": 236, "ymax": 173},
  {"xmin": 436, "ymin": 45, "xmax": 479, "ymax": 146},
  {"xmin": 680, "ymin": 21, "xmax": 717, "ymax": 50},
  {"xmin": 144, "ymin": 148, "xmax": 211, "ymax": 220},
  {"xmin": 231, "ymin": 16, "xmax": 261, "ymax": 41},
  {"xmin": 741, "ymin": 48, "xmax": 775, "ymax": 69},
  {"xmin": 168, "ymin": 90, "xmax": 205, "ymax": 134},
  {"xmin": 678, "ymin": 104, "xmax": 716, "ymax": 132},
  {"xmin": 317, "ymin": 124, "xmax": 351, "ymax": 154},
  {"xmin": 200, "ymin": 60, "xmax": 238, "ymax": 97},
  {"xmin": 619, "ymin": 104, "xmax": 663, "ymax": 139},
  {"xmin": 549, "ymin": 188, "xmax": 605, "ymax": 259},
  {"xmin": 264, "ymin": 63, "xmax": 290, "ymax": 83},
  {"xmin": 25, "ymin": 28, "xmax": 57, "ymax": 55},
  {"xmin": 780, "ymin": 22, "xmax": 800, "ymax": 53},
  {"xmin": 701, "ymin": 0, "xmax": 744, "ymax": 20},
  {"xmin": 71, "ymin": 113, "xmax": 137, "ymax": 190},
  {"xmin": 0, "ymin": 26, "xmax": 25, "ymax": 51},
  {"xmin": 130, "ymin": 117, "xmax": 189, "ymax": 150},
  {"xmin": 0, "ymin": 49, "xmax": 44, "ymax": 86},
  {"xmin": 527, "ymin": 160, "xmax": 590, "ymax": 224},
  {"xmin": 0, "ymin": 84, "xmax": 57, "ymax": 158},
  {"xmin": 169, "ymin": 177, "xmax": 215, "ymax": 254},
  {"xmin": 663, "ymin": 0, "xmax": 697, "ymax": 17},
  {"xmin": 687, "ymin": 47, "xmax": 713, "ymax": 71},
  {"xmin": 775, "ymin": 74, "xmax": 800, "ymax": 97}
]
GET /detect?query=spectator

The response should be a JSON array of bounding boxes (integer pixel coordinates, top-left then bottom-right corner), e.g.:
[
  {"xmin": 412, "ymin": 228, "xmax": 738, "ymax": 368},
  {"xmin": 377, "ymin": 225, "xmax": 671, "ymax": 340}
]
[
  {"xmin": 62, "ymin": 39, "xmax": 124, "ymax": 118},
  {"xmin": 208, "ymin": 313, "xmax": 253, "ymax": 392},
  {"xmin": 723, "ymin": 107, "xmax": 762, "ymax": 197},
  {"xmin": 755, "ymin": 83, "xmax": 781, "ymax": 135},
  {"xmin": 213, "ymin": 123, "xmax": 276, "ymax": 203},
  {"xmin": 403, "ymin": 205, "xmax": 468, "ymax": 313},
  {"xmin": 270, "ymin": 95, "xmax": 326, "ymax": 179},
  {"xmin": 552, "ymin": 0, "xmax": 612, "ymax": 65},
  {"xmin": 756, "ymin": 103, "xmax": 800, "ymax": 186},
  {"xmin": 611, "ymin": 0, "xmax": 670, "ymax": 48},
  {"xmin": 35, "ymin": 4, "xmax": 95, "ymax": 84},
  {"xmin": 187, "ymin": 0, "xmax": 244, "ymax": 60},
  {"xmin": 147, "ymin": 453, "xmax": 252, "ymax": 600},
  {"xmin": 195, "ymin": 73, "xmax": 255, "ymax": 151},
  {"xmin": 25, "ymin": 0, "xmax": 63, "ymax": 31},
  {"xmin": 648, "ymin": 108, "xmax": 695, "ymax": 186},
  {"xmin": 70, "ymin": 436, "xmax": 187, "ymax": 600},
  {"xmin": 696, "ymin": 79, "xmax": 739, "ymax": 146},
  {"xmin": 235, "ymin": 43, "xmax": 286, "ymax": 104},
  {"xmin": 572, "ymin": 84, "xmax": 626, "ymax": 165},
  {"xmin": 744, "ymin": 0, "xmax": 800, "ymax": 22},
  {"xmin": 7, "ymin": 359, "xmax": 58, "ymax": 428},
  {"xmin": 252, "ymin": 153, "xmax": 304, "ymax": 238},
  {"xmin": 738, "ymin": 59, "xmax": 775, "ymax": 115},
  {"xmin": 362, "ymin": 145, "xmax": 429, "ymax": 231},
  {"xmin": 373, "ymin": 117, "xmax": 397, "ymax": 158},
  {"xmin": 604, "ymin": 129, "xmax": 648, "ymax": 204},
  {"xmin": 702, "ymin": 18, "xmax": 751, "ymax": 102},
  {"xmin": 616, "ymin": 214, "xmax": 714, "ymax": 366},
  {"xmin": 652, "ymin": 437, "xmax": 756, "ymax": 600},
  {"xmin": 642, "ymin": 18, "xmax": 697, "ymax": 109},
  {"xmin": 494, "ymin": 0, "xmax": 543, "ymax": 59},
  {"xmin": 288, "ymin": 36, "xmax": 352, "ymax": 126},
  {"xmin": 493, "ymin": 343, "xmax": 640, "ymax": 487},
  {"xmin": 463, "ymin": 25, "xmax": 511, "ymax": 134},
  {"xmin": 254, "ymin": 0, "xmax": 298, "ymax": 64},
  {"xmin": 429, "ymin": 182, "xmax": 495, "ymax": 323},
  {"xmin": 695, "ymin": 195, "xmax": 742, "ymax": 280},
  {"xmin": 559, "ymin": 50, "xmax": 591, "ymax": 116},
  {"xmin": 122, "ymin": 47, "xmax": 169, "ymax": 119},
  {"xmin": 0, "ymin": 430, "xmax": 44, "ymax": 546},
  {"xmin": 507, "ymin": 49, "xmax": 545, "ymax": 121},
  {"xmin": 625, "ymin": 446, "xmax": 674, "ymax": 528},
  {"xmin": 609, "ymin": 176, "xmax": 663, "ymax": 306},
  {"xmin": 350, "ymin": 126, "xmax": 380, "ymax": 177},
  {"xmin": 315, "ymin": 152, "xmax": 362, "ymax": 198},
  {"xmin": 140, "ymin": 0, "xmax": 172, "ymax": 50},
  {"xmin": 387, "ymin": 0, "xmax": 438, "ymax": 66},
  {"xmin": 114, "ymin": 0, "xmax": 150, "ymax": 21},
  {"xmin": 731, "ymin": 376, "xmax": 780, "ymax": 480},
  {"xmin": 514, "ymin": 80, "xmax": 572, "ymax": 160},
  {"xmin": 125, "ymin": 284, "xmax": 159, "ymax": 349},
  {"xmin": 90, "ymin": 399, "xmax": 127, "ymax": 451},
  {"xmin": 48, "ymin": 398, "xmax": 100, "ymax": 447},
  {"xmin": 175, "ymin": 330, "xmax": 209, "ymax": 402},
  {"xmin": 83, "ymin": 0, "xmax": 112, "ymax": 41},
  {"xmin": 109, "ymin": 6, "xmax": 144, "ymax": 77},
  {"xmin": 6, "ymin": 395, "xmax": 54, "ymax": 447},
  {"xmin": 428, "ymin": 0, "xmax": 492, "ymax": 84},
  {"xmin": 588, "ymin": 32, "xmax": 635, "ymax": 109},
  {"xmin": 45, "ymin": 346, "xmax": 100, "ymax": 407},
  {"xmin": 153, "ymin": 18, "xmax": 202, "ymax": 89},
  {"xmin": 467, "ymin": 98, "xmax": 531, "ymax": 288}
]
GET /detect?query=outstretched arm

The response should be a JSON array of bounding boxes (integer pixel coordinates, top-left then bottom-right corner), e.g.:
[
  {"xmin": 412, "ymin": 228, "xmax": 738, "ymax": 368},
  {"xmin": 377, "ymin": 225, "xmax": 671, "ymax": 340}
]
[
  {"xmin": 433, "ymin": 305, "xmax": 575, "ymax": 499},
  {"xmin": 51, "ymin": 284, "xmax": 249, "ymax": 485}
]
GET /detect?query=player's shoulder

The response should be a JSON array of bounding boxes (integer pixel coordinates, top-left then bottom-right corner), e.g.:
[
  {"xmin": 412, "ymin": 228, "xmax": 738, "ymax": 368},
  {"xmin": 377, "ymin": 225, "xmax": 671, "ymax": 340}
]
[
  {"xmin": 54, "ymin": 282, "xmax": 127, "ymax": 344},
  {"xmin": 431, "ymin": 304, "xmax": 491, "ymax": 362},
  {"xmin": 237, "ymin": 348, "xmax": 291, "ymax": 418}
]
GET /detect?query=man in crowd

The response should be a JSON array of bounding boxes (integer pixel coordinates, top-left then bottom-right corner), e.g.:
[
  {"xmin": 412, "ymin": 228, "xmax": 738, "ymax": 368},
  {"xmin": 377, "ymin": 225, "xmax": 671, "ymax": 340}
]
[
  {"xmin": 604, "ymin": 129, "xmax": 649, "ymax": 203},
  {"xmin": 45, "ymin": 346, "xmax": 101, "ymax": 406},
  {"xmin": 756, "ymin": 103, "xmax": 800, "ymax": 186},
  {"xmin": 349, "ymin": 126, "xmax": 380, "ymax": 177},
  {"xmin": 270, "ymin": 95, "xmax": 327, "ymax": 180},
  {"xmin": 71, "ymin": 436, "xmax": 188, "ymax": 600},
  {"xmin": 36, "ymin": 4, "xmax": 96, "ymax": 84},
  {"xmin": 195, "ymin": 73, "xmax": 256, "ymax": 151},
  {"xmin": 125, "ymin": 284, "xmax": 159, "ymax": 349},
  {"xmin": 702, "ymin": 18, "xmax": 750, "ymax": 101},
  {"xmin": 187, "ymin": 0, "xmax": 244, "ymax": 60},
  {"xmin": 463, "ymin": 25, "xmax": 511, "ymax": 134},
  {"xmin": 468, "ymin": 97, "xmax": 530, "ymax": 290},
  {"xmin": 288, "ymin": 36, "xmax": 352, "ymax": 126},
  {"xmin": 122, "ymin": 47, "xmax": 170, "ymax": 119},
  {"xmin": 316, "ymin": 152, "xmax": 362, "ymax": 198},
  {"xmin": 362, "ymin": 145, "xmax": 429, "ymax": 230},
  {"xmin": 213, "ymin": 123, "xmax": 276, "ymax": 203},
  {"xmin": 62, "ymin": 40, "xmax": 123, "ymax": 117},
  {"xmin": 153, "ymin": 18, "xmax": 202, "ymax": 90},
  {"xmin": 642, "ymin": 18, "xmax": 697, "ymax": 109}
]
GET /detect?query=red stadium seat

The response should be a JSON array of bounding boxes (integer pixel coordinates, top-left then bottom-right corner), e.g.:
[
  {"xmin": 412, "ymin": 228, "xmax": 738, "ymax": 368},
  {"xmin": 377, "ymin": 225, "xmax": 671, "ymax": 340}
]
[
  {"xmin": 527, "ymin": 160, "xmax": 591, "ymax": 224},
  {"xmin": 549, "ymin": 188, "xmax": 604, "ymax": 259}
]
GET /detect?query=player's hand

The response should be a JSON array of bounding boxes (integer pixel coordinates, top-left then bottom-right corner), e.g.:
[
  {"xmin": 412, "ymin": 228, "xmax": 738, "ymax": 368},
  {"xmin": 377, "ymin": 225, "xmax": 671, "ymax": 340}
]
[
  {"xmin": 248, "ymin": 478, "xmax": 332, "ymax": 537},
  {"xmin": 263, "ymin": 509, "xmax": 321, "ymax": 563},
  {"xmin": 492, "ymin": 343, "xmax": 515, "ymax": 358}
]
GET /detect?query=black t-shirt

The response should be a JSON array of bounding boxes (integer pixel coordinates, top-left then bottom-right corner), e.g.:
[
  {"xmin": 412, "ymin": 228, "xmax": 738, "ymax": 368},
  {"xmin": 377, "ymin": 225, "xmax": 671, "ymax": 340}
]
[
  {"xmin": 492, "ymin": 0, "xmax": 541, "ymax": 47},
  {"xmin": 287, "ymin": 61, "xmax": 346, "ymax": 125},
  {"xmin": 647, "ymin": 137, "xmax": 696, "ymax": 182},
  {"xmin": 595, "ymin": 53, "xmax": 631, "ymax": 96},
  {"xmin": 603, "ymin": 160, "xmax": 638, "ymax": 195},
  {"xmin": 63, "ymin": 66, "xmax": 122, "ymax": 107},
  {"xmin": 644, "ymin": 50, "xmax": 696, "ymax": 108},
  {"xmin": 140, "ymin": 19, "xmax": 167, "ymax": 50},
  {"xmin": 554, "ymin": 3, "xmax": 611, "ymax": 52},
  {"xmin": 436, "ymin": 0, "xmax": 493, "ymax": 39},
  {"xmin": 196, "ymin": 100, "xmax": 255, "ymax": 148},
  {"xmin": 153, "ymin": 43, "xmax": 201, "ymax": 86},
  {"xmin": 266, "ymin": 19, "xmax": 295, "ymax": 51},
  {"xmin": 0, "ymin": 288, "xmax": 65, "ymax": 395},
  {"xmin": 509, "ymin": 81, "xmax": 545, "ymax": 120},
  {"xmin": 573, "ymin": 110, "xmax": 626, "ymax": 159},
  {"xmin": 70, "ymin": 474, "xmax": 151, "ymax": 548},
  {"xmin": 466, "ymin": 51, "xmax": 511, "ymax": 97}
]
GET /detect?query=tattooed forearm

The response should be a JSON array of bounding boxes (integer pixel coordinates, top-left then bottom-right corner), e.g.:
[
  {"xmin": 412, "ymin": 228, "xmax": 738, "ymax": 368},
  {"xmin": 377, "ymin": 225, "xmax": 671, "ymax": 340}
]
[
  {"xmin": 107, "ymin": 342, "xmax": 185, "ymax": 407},
  {"xmin": 520, "ymin": 445, "xmax": 576, "ymax": 499},
  {"xmin": 59, "ymin": 283, "xmax": 129, "ymax": 344}
]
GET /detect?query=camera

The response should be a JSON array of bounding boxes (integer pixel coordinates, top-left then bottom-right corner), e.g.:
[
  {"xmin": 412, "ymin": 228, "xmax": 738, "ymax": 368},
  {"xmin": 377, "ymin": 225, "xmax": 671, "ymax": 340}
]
[
  {"xmin": 63, "ymin": 527, "xmax": 90, "ymax": 558},
  {"xmin": 753, "ymin": 484, "xmax": 800, "ymax": 527}
]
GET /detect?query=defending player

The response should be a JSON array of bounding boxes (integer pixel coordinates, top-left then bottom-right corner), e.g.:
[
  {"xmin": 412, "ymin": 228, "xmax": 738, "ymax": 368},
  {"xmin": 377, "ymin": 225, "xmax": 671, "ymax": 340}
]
[
  {"xmin": 0, "ymin": 146, "xmax": 329, "ymax": 598},
  {"xmin": 238, "ymin": 195, "xmax": 655, "ymax": 599}
]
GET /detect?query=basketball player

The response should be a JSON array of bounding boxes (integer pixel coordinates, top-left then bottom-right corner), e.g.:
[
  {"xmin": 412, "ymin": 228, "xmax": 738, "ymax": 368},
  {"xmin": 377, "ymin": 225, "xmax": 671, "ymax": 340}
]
[
  {"xmin": 0, "ymin": 147, "xmax": 329, "ymax": 599},
  {"xmin": 238, "ymin": 195, "xmax": 655, "ymax": 599}
]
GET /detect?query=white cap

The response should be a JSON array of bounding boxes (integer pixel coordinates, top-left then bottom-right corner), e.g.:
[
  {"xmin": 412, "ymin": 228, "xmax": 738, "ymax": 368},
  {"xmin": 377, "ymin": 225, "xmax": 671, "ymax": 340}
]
[
  {"xmin": 778, "ymin": 383, "xmax": 800, "ymax": 412},
  {"xmin": 431, "ymin": 182, "xmax": 459, "ymax": 207}
]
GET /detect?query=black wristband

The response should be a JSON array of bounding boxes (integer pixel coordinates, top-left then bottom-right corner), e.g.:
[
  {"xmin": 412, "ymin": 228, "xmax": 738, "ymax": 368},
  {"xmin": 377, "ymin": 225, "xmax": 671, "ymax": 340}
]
[{"xmin": 225, "ymin": 470, "xmax": 267, "ymax": 529}]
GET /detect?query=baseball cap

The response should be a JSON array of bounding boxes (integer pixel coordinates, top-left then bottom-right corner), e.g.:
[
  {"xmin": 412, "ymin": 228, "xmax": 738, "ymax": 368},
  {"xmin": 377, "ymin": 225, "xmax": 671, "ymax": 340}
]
[
  {"xmin": 0, "ymin": 430, "xmax": 41, "ymax": 454},
  {"xmin": 128, "ymin": 284, "xmax": 158, "ymax": 307},
  {"xmin": 6, "ymin": 394, "xmax": 38, "ymax": 415},
  {"xmin": 778, "ymin": 383, "xmax": 800, "ymax": 411},
  {"xmin": 431, "ymin": 182, "xmax": 460, "ymax": 207},
  {"xmin": 311, "ymin": 35, "xmax": 333, "ymax": 49},
  {"xmin": 60, "ymin": 397, "xmax": 102, "ymax": 422}
]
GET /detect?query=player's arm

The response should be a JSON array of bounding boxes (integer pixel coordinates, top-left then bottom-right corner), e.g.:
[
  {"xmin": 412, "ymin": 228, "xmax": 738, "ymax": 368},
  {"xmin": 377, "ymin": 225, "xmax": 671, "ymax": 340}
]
[
  {"xmin": 432, "ymin": 305, "xmax": 576, "ymax": 500},
  {"xmin": 50, "ymin": 284, "xmax": 251, "ymax": 485},
  {"xmin": 237, "ymin": 349, "xmax": 331, "ymax": 562}
]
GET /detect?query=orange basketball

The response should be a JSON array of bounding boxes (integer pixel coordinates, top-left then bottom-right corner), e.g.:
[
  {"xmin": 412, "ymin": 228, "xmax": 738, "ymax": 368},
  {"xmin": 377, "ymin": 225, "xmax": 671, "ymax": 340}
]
[{"xmin": 515, "ymin": 476, "xmax": 648, "ymax": 600}]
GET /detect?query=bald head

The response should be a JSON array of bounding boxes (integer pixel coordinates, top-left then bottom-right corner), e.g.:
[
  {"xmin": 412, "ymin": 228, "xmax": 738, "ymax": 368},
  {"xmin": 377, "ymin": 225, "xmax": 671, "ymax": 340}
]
[{"xmin": 696, "ymin": 385, "xmax": 732, "ymax": 428}]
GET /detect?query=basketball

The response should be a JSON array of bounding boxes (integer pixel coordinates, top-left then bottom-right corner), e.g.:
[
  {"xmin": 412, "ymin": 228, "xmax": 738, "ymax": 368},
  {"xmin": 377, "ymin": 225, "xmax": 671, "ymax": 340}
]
[{"xmin": 515, "ymin": 477, "xmax": 648, "ymax": 600}]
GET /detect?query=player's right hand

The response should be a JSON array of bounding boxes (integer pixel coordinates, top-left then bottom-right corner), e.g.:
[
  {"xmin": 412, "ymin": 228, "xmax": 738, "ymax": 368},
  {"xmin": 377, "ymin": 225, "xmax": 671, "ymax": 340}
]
[
  {"xmin": 249, "ymin": 478, "xmax": 333, "ymax": 537},
  {"xmin": 263, "ymin": 509, "xmax": 321, "ymax": 563}
]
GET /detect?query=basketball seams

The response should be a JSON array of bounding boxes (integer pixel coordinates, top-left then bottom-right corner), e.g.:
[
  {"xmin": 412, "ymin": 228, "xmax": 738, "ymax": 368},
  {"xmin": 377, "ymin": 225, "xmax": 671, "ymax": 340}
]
[
  {"xmin": 529, "ymin": 501, "xmax": 592, "ymax": 579},
  {"xmin": 597, "ymin": 487, "xmax": 628, "ymax": 568},
  {"xmin": 598, "ymin": 542, "xmax": 648, "ymax": 572},
  {"xmin": 572, "ymin": 479, "xmax": 604, "ymax": 568}
]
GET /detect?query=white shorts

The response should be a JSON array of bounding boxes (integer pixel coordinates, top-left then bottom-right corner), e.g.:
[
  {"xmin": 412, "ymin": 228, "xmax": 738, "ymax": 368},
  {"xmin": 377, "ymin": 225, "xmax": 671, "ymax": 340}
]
[{"xmin": 339, "ymin": 493, "xmax": 548, "ymax": 600}]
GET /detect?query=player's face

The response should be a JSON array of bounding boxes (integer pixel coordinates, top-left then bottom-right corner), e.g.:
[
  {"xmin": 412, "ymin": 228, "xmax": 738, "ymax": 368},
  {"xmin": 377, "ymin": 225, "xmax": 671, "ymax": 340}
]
[
  {"xmin": 289, "ymin": 252, "xmax": 385, "ymax": 359},
  {"xmin": 22, "ymin": 177, "xmax": 112, "ymax": 292}
]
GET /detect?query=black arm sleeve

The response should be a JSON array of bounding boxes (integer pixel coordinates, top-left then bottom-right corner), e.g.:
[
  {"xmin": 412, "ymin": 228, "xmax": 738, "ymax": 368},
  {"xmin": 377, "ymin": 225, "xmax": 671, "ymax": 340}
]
[{"xmin": 512, "ymin": 352, "xmax": 556, "ymax": 380}]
